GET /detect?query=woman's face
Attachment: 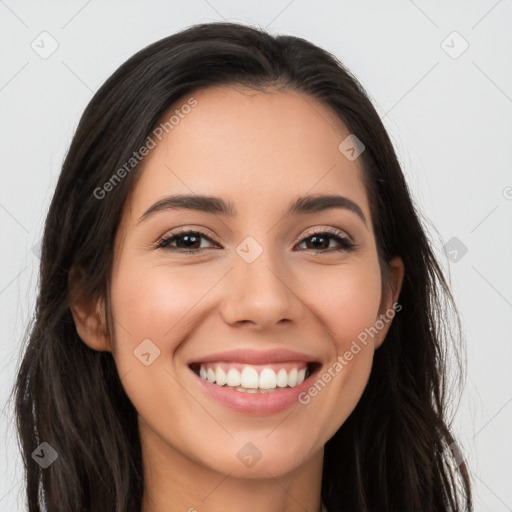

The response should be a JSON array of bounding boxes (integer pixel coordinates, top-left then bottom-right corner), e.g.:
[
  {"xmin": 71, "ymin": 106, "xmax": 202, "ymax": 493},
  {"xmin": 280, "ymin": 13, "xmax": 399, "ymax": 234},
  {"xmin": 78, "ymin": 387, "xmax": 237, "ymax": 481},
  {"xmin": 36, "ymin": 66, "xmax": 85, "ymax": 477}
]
[{"xmin": 105, "ymin": 86, "xmax": 403, "ymax": 478}]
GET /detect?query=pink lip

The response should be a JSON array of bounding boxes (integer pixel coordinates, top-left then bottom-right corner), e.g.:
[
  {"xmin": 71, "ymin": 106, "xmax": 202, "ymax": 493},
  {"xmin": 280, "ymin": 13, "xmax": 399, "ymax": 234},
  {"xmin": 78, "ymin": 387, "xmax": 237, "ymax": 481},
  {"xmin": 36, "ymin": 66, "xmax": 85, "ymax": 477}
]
[
  {"xmin": 187, "ymin": 348, "xmax": 321, "ymax": 416},
  {"xmin": 194, "ymin": 375, "xmax": 318, "ymax": 415},
  {"xmin": 188, "ymin": 348, "xmax": 319, "ymax": 365}
]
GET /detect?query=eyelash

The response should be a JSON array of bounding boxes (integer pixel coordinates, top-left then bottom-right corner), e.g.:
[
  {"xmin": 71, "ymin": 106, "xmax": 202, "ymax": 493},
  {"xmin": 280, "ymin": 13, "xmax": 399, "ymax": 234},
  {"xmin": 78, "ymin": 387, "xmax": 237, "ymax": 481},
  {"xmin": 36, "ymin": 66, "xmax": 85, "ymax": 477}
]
[{"xmin": 154, "ymin": 227, "xmax": 356, "ymax": 254}]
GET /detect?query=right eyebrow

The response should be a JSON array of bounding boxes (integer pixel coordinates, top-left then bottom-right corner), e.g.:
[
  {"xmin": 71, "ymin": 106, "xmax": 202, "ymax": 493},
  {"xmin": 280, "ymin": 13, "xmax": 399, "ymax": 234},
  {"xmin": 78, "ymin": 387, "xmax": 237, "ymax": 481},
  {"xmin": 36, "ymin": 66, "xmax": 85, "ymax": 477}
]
[{"xmin": 138, "ymin": 195, "xmax": 236, "ymax": 223}]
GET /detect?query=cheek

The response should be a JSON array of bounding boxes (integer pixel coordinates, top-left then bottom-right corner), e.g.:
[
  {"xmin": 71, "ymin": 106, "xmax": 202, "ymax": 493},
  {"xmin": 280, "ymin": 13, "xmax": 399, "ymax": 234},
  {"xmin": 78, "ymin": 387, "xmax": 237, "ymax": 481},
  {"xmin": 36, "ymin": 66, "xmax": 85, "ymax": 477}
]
[
  {"xmin": 108, "ymin": 256, "xmax": 210, "ymax": 391},
  {"xmin": 305, "ymin": 259, "xmax": 383, "ymax": 349},
  {"xmin": 108, "ymin": 257, "xmax": 210, "ymax": 427},
  {"xmin": 295, "ymin": 260, "xmax": 382, "ymax": 428},
  {"xmin": 111, "ymin": 258, "xmax": 206, "ymax": 349}
]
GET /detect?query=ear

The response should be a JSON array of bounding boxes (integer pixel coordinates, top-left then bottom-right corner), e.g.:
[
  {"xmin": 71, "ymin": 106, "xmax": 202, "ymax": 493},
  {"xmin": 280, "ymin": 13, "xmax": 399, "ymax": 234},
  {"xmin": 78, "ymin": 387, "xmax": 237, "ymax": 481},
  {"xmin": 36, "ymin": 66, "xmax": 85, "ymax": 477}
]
[
  {"xmin": 374, "ymin": 256, "xmax": 404, "ymax": 350},
  {"xmin": 68, "ymin": 266, "xmax": 111, "ymax": 352}
]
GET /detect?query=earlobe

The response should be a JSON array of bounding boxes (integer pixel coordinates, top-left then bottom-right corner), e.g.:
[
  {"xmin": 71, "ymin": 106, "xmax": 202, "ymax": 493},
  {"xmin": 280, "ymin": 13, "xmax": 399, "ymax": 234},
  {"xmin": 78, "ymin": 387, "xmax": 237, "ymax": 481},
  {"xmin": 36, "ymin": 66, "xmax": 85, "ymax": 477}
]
[{"xmin": 68, "ymin": 267, "xmax": 111, "ymax": 352}]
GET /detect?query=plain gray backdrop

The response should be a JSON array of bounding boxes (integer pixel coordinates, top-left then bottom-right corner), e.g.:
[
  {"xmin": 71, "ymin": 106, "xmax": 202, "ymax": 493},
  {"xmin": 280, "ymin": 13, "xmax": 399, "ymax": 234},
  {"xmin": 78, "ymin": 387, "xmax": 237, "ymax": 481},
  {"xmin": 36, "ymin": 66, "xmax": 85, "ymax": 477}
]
[{"xmin": 1, "ymin": 1, "xmax": 511, "ymax": 510}]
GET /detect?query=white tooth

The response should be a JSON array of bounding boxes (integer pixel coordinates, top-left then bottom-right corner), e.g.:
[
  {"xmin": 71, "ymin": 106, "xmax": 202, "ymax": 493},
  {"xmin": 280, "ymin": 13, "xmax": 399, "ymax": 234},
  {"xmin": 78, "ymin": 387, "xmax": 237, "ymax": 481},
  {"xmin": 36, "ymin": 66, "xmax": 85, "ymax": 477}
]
[
  {"xmin": 199, "ymin": 366, "xmax": 207, "ymax": 380},
  {"xmin": 288, "ymin": 368, "xmax": 298, "ymax": 387},
  {"xmin": 226, "ymin": 368, "xmax": 241, "ymax": 387},
  {"xmin": 207, "ymin": 368, "xmax": 216, "ymax": 382},
  {"xmin": 215, "ymin": 367, "xmax": 227, "ymax": 386},
  {"xmin": 259, "ymin": 368, "xmax": 277, "ymax": 389},
  {"xmin": 246, "ymin": 388, "xmax": 258, "ymax": 393},
  {"xmin": 240, "ymin": 366, "xmax": 259, "ymax": 388},
  {"xmin": 276, "ymin": 368, "xmax": 288, "ymax": 387},
  {"xmin": 297, "ymin": 368, "xmax": 306, "ymax": 385}
]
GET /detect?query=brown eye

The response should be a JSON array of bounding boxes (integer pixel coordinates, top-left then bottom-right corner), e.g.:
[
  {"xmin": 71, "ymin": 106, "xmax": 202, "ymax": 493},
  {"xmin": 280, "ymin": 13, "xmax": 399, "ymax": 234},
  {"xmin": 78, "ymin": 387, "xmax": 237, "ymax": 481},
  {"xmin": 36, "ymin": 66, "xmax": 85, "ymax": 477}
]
[
  {"xmin": 296, "ymin": 230, "xmax": 355, "ymax": 252},
  {"xmin": 156, "ymin": 230, "xmax": 218, "ymax": 252}
]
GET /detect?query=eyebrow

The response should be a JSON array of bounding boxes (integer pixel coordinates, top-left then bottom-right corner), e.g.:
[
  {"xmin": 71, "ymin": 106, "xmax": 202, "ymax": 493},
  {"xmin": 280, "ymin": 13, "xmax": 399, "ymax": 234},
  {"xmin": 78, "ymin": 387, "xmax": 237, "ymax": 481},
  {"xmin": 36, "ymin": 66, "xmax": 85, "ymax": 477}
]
[{"xmin": 139, "ymin": 193, "xmax": 367, "ymax": 226}]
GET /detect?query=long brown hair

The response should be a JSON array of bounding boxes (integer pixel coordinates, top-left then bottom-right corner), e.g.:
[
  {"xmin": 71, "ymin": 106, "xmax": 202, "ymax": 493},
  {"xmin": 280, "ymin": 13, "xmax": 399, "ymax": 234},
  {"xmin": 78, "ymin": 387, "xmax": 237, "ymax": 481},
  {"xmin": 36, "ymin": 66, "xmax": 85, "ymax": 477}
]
[{"xmin": 11, "ymin": 21, "xmax": 472, "ymax": 511}]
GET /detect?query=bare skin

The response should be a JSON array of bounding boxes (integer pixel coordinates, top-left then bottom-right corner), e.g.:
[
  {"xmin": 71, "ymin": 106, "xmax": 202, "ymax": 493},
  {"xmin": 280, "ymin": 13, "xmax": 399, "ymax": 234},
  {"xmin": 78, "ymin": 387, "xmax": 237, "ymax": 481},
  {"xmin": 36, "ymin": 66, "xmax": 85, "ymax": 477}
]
[{"xmin": 71, "ymin": 85, "xmax": 404, "ymax": 512}]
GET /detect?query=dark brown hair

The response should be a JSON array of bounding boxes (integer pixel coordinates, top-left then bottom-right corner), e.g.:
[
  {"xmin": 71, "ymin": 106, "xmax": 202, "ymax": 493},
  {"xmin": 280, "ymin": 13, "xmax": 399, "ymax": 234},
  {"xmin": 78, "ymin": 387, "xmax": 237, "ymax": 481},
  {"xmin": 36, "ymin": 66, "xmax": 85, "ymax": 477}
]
[{"xmin": 11, "ymin": 21, "xmax": 472, "ymax": 511}]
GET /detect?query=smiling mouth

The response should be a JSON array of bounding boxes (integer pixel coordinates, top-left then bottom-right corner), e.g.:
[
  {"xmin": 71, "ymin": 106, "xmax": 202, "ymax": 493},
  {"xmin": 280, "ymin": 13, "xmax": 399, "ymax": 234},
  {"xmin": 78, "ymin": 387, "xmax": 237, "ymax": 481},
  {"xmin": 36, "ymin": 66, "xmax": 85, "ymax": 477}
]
[{"xmin": 189, "ymin": 361, "xmax": 320, "ymax": 393}]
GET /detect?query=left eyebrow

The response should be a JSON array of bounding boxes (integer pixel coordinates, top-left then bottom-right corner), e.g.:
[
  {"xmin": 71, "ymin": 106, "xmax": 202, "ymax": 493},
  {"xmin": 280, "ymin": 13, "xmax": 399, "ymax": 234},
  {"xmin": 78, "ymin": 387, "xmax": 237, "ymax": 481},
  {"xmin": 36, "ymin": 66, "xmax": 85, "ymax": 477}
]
[
  {"xmin": 285, "ymin": 194, "xmax": 367, "ymax": 226},
  {"xmin": 138, "ymin": 193, "xmax": 367, "ymax": 226}
]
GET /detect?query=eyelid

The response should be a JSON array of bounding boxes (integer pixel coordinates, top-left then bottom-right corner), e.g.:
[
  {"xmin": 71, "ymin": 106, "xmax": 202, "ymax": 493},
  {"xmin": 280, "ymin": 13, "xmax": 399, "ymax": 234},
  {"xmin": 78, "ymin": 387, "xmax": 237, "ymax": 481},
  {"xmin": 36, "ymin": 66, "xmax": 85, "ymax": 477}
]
[
  {"xmin": 298, "ymin": 226, "xmax": 353, "ymax": 244},
  {"xmin": 154, "ymin": 226, "xmax": 220, "ymax": 250},
  {"xmin": 156, "ymin": 225, "xmax": 217, "ymax": 242}
]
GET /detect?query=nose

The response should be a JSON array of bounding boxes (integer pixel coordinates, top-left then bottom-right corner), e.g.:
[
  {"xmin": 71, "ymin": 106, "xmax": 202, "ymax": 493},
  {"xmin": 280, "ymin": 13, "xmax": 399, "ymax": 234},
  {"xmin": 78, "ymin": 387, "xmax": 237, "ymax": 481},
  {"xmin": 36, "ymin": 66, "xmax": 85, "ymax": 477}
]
[{"xmin": 220, "ymin": 252, "xmax": 305, "ymax": 329}]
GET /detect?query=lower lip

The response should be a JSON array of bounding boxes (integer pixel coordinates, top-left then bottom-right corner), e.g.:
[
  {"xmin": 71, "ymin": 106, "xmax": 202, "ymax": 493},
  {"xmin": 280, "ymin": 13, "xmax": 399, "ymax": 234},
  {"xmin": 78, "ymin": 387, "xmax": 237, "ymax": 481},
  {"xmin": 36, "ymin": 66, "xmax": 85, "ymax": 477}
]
[{"xmin": 191, "ymin": 367, "xmax": 318, "ymax": 416}]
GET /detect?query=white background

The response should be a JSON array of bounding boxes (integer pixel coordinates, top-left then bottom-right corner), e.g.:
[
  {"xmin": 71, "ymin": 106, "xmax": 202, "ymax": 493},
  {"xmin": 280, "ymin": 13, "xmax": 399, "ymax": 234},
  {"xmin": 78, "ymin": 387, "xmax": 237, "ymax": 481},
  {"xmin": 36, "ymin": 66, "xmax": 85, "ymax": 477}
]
[{"xmin": 1, "ymin": 1, "xmax": 511, "ymax": 510}]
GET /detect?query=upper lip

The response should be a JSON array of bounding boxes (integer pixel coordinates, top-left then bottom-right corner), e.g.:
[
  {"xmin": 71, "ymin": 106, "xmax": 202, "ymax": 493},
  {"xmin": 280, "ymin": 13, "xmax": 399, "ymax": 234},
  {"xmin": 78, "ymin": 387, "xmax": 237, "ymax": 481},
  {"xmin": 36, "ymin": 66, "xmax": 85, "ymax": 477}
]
[{"xmin": 188, "ymin": 348, "xmax": 320, "ymax": 365}]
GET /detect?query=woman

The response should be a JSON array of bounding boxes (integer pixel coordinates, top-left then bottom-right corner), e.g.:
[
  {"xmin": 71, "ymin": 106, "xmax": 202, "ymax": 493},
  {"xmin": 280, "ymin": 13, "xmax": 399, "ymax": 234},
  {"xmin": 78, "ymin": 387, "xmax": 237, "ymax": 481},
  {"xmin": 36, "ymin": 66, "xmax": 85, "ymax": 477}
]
[{"xmin": 12, "ymin": 21, "xmax": 472, "ymax": 511}]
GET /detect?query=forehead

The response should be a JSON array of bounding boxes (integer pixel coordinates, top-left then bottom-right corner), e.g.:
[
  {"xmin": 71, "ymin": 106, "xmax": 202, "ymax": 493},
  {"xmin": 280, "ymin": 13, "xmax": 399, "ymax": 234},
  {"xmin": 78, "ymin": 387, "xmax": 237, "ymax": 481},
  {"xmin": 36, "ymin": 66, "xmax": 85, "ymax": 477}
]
[{"xmin": 126, "ymin": 85, "xmax": 371, "ymax": 222}]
